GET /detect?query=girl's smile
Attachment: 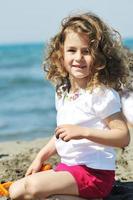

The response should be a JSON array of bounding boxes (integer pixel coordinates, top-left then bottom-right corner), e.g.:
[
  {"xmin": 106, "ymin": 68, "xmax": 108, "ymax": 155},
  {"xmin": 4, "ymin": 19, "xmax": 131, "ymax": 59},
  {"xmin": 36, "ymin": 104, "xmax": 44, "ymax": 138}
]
[{"xmin": 72, "ymin": 64, "xmax": 86, "ymax": 69}]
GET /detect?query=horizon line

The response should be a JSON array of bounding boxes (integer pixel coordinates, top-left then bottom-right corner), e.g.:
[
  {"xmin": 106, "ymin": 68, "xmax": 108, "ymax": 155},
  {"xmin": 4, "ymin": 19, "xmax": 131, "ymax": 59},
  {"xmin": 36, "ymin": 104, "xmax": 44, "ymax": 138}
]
[{"xmin": 0, "ymin": 37, "xmax": 133, "ymax": 47}]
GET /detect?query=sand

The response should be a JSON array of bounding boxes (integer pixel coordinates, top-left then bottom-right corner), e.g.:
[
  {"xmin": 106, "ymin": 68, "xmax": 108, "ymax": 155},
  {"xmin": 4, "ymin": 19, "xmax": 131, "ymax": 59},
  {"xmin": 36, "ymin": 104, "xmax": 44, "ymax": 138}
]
[{"xmin": 0, "ymin": 128, "xmax": 133, "ymax": 199}]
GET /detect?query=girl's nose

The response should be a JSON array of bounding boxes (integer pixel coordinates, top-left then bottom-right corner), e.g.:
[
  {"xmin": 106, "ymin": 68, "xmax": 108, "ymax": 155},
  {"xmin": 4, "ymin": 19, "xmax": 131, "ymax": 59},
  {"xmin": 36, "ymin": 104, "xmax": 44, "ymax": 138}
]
[{"xmin": 75, "ymin": 51, "xmax": 83, "ymax": 61}]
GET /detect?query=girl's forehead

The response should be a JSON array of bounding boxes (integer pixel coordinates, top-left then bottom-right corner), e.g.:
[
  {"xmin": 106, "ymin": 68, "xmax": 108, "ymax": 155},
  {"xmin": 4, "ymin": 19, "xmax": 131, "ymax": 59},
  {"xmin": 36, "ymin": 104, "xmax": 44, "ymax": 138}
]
[{"xmin": 64, "ymin": 31, "xmax": 89, "ymax": 44}]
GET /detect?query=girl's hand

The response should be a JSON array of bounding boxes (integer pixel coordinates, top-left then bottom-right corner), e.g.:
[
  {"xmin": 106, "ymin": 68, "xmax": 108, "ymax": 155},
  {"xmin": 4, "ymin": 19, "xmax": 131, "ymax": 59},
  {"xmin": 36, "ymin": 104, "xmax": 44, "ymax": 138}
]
[
  {"xmin": 25, "ymin": 158, "xmax": 43, "ymax": 176},
  {"xmin": 55, "ymin": 124, "xmax": 87, "ymax": 142}
]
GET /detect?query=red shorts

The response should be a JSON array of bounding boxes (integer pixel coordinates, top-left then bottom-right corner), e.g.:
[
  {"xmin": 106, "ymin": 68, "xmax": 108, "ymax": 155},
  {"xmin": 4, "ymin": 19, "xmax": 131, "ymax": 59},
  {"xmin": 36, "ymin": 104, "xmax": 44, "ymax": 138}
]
[{"xmin": 55, "ymin": 163, "xmax": 115, "ymax": 199}]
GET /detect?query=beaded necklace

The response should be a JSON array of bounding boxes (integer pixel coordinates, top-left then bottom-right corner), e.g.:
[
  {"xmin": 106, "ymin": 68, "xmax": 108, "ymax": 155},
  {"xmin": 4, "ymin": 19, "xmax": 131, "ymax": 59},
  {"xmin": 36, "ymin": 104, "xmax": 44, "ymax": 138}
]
[{"xmin": 64, "ymin": 89, "xmax": 83, "ymax": 101}]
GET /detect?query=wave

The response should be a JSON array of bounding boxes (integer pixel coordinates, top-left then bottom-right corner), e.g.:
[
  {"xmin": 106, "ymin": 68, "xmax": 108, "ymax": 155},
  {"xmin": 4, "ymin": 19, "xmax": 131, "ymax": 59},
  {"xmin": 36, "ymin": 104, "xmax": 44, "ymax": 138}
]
[
  {"xmin": 124, "ymin": 38, "xmax": 133, "ymax": 49},
  {"xmin": 0, "ymin": 128, "xmax": 54, "ymax": 142}
]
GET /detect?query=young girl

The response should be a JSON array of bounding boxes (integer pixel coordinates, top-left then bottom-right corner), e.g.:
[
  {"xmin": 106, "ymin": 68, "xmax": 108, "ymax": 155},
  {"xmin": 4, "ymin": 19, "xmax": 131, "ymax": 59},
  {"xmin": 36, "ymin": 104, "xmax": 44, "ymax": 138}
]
[{"xmin": 9, "ymin": 12, "xmax": 130, "ymax": 200}]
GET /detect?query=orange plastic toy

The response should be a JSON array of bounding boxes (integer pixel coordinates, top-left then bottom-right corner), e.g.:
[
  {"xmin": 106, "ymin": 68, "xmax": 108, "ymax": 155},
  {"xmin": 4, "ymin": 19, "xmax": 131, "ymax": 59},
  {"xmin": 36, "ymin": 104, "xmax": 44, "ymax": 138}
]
[
  {"xmin": 0, "ymin": 181, "xmax": 13, "ymax": 197},
  {"xmin": 0, "ymin": 163, "xmax": 52, "ymax": 197},
  {"xmin": 40, "ymin": 163, "xmax": 52, "ymax": 171}
]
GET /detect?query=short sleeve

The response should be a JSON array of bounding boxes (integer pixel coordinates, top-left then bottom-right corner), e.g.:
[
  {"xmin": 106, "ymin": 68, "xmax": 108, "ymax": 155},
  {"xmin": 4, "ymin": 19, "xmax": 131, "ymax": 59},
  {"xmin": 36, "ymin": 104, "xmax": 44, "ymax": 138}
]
[{"xmin": 92, "ymin": 87, "xmax": 121, "ymax": 119}]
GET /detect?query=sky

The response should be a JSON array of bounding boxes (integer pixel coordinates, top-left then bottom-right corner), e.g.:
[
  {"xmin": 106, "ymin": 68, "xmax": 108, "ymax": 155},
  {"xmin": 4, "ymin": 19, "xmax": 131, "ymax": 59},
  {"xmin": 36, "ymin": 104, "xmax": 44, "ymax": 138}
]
[{"xmin": 0, "ymin": 0, "xmax": 133, "ymax": 44}]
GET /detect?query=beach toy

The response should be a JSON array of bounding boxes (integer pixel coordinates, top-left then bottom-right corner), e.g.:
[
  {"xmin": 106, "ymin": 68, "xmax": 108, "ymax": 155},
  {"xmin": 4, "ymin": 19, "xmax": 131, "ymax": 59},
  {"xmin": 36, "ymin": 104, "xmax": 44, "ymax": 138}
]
[
  {"xmin": 40, "ymin": 163, "xmax": 52, "ymax": 171},
  {"xmin": 0, "ymin": 163, "xmax": 52, "ymax": 197},
  {"xmin": 0, "ymin": 181, "xmax": 13, "ymax": 197}
]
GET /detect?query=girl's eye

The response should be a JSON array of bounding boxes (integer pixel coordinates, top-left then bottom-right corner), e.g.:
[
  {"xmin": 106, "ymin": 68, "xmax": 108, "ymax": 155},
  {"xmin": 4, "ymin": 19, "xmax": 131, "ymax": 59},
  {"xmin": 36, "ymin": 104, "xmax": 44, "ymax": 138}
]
[
  {"xmin": 82, "ymin": 49, "xmax": 90, "ymax": 54},
  {"xmin": 67, "ymin": 49, "xmax": 76, "ymax": 52}
]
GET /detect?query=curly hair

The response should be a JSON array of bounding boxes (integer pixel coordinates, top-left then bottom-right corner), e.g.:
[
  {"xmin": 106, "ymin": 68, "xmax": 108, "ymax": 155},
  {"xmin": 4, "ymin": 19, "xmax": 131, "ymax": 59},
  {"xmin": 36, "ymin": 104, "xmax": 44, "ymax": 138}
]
[{"xmin": 43, "ymin": 12, "xmax": 129, "ymax": 95}]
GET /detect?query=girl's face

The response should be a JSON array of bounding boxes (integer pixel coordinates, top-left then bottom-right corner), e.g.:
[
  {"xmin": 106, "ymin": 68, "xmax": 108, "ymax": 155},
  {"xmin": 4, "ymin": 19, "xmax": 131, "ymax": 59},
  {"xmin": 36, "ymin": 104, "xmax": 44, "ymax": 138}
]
[{"xmin": 63, "ymin": 31, "xmax": 93, "ymax": 83}]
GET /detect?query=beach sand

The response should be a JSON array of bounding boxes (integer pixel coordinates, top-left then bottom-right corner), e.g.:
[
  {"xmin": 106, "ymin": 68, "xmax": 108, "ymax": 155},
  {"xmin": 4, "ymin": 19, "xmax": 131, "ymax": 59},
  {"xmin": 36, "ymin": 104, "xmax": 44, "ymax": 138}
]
[{"xmin": 0, "ymin": 128, "xmax": 133, "ymax": 199}]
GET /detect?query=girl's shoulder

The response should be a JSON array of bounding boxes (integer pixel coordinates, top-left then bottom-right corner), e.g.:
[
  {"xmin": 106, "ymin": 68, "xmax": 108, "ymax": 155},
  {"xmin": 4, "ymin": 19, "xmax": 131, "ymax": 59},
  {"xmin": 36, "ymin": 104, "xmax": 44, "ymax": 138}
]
[
  {"xmin": 89, "ymin": 86, "xmax": 120, "ymax": 102},
  {"xmin": 92, "ymin": 86, "xmax": 120, "ymax": 102},
  {"xmin": 92, "ymin": 86, "xmax": 119, "ymax": 96},
  {"xmin": 90, "ymin": 86, "xmax": 121, "ymax": 119}
]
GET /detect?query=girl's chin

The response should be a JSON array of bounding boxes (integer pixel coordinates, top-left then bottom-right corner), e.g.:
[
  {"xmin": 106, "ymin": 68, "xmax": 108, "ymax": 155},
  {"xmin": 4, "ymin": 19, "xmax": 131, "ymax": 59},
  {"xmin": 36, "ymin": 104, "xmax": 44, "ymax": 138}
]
[
  {"xmin": 71, "ymin": 74, "xmax": 89, "ymax": 79},
  {"xmin": 71, "ymin": 70, "xmax": 89, "ymax": 77}
]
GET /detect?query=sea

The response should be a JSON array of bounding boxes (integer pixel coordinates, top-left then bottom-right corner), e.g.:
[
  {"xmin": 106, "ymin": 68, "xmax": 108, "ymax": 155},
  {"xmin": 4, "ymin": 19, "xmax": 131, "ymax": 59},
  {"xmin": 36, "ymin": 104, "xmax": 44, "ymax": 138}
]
[{"xmin": 0, "ymin": 39, "xmax": 133, "ymax": 142}]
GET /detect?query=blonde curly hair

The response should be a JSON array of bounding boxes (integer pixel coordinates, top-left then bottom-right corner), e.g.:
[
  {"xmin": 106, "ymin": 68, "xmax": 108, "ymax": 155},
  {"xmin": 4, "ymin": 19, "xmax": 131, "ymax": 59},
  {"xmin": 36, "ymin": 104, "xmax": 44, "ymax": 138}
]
[{"xmin": 43, "ymin": 12, "xmax": 129, "ymax": 95}]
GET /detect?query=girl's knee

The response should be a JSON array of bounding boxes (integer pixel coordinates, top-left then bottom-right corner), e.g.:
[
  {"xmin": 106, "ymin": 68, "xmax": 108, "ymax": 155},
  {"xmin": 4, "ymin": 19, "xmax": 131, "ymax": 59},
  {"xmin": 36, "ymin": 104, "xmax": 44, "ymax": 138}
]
[
  {"xmin": 9, "ymin": 181, "xmax": 22, "ymax": 200},
  {"xmin": 24, "ymin": 177, "xmax": 40, "ymax": 198},
  {"xmin": 9, "ymin": 177, "xmax": 38, "ymax": 200}
]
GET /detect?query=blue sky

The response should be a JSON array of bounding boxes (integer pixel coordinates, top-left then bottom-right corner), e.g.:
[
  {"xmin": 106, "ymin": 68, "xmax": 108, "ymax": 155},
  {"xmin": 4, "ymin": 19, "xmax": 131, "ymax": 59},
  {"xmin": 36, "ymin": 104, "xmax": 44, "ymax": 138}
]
[{"xmin": 0, "ymin": 0, "xmax": 133, "ymax": 44}]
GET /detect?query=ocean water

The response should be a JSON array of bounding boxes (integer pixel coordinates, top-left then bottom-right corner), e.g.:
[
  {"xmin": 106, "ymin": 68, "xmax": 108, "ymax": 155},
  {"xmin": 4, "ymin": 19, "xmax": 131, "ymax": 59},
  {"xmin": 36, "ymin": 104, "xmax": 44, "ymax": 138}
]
[
  {"xmin": 0, "ymin": 39, "xmax": 133, "ymax": 142},
  {"xmin": 0, "ymin": 43, "xmax": 56, "ymax": 142}
]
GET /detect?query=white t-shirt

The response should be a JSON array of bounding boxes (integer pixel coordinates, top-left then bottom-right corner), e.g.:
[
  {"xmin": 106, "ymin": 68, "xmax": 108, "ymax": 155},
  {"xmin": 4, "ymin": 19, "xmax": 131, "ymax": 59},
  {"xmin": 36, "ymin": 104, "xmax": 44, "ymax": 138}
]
[{"xmin": 55, "ymin": 87, "xmax": 121, "ymax": 170}]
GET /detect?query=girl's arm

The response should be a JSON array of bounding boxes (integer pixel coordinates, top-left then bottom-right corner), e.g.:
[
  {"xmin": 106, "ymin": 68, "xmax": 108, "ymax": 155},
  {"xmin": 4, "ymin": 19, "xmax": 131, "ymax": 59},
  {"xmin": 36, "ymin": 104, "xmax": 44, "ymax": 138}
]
[
  {"xmin": 35, "ymin": 136, "xmax": 57, "ymax": 162},
  {"xmin": 55, "ymin": 112, "xmax": 130, "ymax": 148},
  {"xmin": 25, "ymin": 136, "xmax": 57, "ymax": 176},
  {"xmin": 84, "ymin": 112, "xmax": 130, "ymax": 148}
]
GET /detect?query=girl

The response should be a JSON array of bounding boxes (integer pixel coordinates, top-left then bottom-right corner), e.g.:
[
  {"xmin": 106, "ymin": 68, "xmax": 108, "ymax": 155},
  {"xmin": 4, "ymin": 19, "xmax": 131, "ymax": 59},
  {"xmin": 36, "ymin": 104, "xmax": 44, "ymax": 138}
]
[{"xmin": 9, "ymin": 12, "xmax": 130, "ymax": 200}]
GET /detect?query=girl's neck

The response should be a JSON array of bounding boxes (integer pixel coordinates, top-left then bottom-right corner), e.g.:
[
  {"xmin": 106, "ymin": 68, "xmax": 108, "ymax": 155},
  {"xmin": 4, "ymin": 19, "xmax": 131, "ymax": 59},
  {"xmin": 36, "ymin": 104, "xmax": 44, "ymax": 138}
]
[{"xmin": 69, "ymin": 76, "xmax": 89, "ymax": 93}]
